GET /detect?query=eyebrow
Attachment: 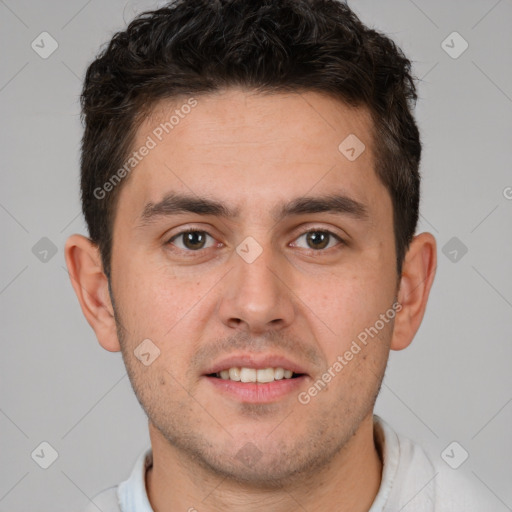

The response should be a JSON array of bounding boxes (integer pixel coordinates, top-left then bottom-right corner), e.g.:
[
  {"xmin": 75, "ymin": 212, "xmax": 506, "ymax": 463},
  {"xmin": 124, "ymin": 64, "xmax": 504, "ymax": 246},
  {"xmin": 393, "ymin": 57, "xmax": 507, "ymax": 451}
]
[
  {"xmin": 139, "ymin": 193, "xmax": 239, "ymax": 227},
  {"xmin": 138, "ymin": 192, "xmax": 368, "ymax": 227},
  {"xmin": 277, "ymin": 195, "xmax": 368, "ymax": 221}
]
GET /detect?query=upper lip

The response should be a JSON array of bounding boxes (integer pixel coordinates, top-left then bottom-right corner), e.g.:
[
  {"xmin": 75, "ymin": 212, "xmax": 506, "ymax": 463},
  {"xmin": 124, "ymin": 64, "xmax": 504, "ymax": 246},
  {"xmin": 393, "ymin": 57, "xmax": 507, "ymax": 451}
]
[{"xmin": 203, "ymin": 353, "xmax": 310, "ymax": 376}]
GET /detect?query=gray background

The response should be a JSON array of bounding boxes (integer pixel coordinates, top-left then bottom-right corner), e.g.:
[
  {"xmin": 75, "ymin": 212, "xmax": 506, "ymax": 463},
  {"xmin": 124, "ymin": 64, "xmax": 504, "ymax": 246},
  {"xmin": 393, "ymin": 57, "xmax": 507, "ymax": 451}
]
[{"xmin": 1, "ymin": 0, "xmax": 511, "ymax": 510}]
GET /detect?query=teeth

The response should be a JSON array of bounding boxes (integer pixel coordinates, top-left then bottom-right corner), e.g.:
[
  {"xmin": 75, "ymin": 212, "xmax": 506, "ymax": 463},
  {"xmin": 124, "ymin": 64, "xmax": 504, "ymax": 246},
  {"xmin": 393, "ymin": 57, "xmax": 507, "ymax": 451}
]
[
  {"xmin": 228, "ymin": 367, "xmax": 241, "ymax": 381},
  {"xmin": 240, "ymin": 368, "xmax": 257, "ymax": 383},
  {"xmin": 216, "ymin": 367, "xmax": 298, "ymax": 383},
  {"xmin": 256, "ymin": 368, "xmax": 275, "ymax": 383},
  {"xmin": 274, "ymin": 367, "xmax": 284, "ymax": 380}
]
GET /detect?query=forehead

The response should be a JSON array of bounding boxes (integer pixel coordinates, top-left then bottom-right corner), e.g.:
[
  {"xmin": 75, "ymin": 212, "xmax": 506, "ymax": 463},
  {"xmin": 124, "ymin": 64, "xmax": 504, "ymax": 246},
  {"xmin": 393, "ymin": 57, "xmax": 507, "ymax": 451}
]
[{"xmin": 118, "ymin": 88, "xmax": 385, "ymax": 220}]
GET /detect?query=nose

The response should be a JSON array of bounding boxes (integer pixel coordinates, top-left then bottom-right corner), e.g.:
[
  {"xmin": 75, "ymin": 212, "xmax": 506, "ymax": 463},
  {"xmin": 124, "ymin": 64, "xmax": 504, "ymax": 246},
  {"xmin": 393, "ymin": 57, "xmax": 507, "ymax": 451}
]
[{"xmin": 217, "ymin": 245, "xmax": 295, "ymax": 334}]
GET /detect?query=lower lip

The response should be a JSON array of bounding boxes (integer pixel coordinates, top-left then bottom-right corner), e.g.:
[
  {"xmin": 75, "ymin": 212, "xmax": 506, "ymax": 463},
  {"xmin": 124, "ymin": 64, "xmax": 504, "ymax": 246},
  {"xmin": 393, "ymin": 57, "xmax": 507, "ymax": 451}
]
[{"xmin": 204, "ymin": 375, "xmax": 307, "ymax": 403}]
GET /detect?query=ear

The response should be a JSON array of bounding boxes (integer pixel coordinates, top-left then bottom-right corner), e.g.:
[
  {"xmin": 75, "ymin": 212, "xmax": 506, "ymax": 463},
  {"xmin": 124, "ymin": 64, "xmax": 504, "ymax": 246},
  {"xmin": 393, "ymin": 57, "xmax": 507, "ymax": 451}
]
[
  {"xmin": 391, "ymin": 232, "xmax": 437, "ymax": 351},
  {"xmin": 64, "ymin": 234, "xmax": 121, "ymax": 352}
]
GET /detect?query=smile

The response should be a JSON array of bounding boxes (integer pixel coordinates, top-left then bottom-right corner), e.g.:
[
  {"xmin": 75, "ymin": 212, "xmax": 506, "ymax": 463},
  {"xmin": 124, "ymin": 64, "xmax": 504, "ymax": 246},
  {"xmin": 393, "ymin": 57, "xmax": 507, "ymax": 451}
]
[{"xmin": 210, "ymin": 366, "xmax": 303, "ymax": 383}]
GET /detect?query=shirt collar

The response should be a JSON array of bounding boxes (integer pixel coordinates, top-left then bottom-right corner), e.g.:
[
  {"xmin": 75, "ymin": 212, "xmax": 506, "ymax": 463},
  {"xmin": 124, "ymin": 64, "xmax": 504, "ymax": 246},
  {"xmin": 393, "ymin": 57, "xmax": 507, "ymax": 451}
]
[
  {"xmin": 118, "ymin": 445, "xmax": 154, "ymax": 512},
  {"xmin": 369, "ymin": 415, "xmax": 401, "ymax": 511}
]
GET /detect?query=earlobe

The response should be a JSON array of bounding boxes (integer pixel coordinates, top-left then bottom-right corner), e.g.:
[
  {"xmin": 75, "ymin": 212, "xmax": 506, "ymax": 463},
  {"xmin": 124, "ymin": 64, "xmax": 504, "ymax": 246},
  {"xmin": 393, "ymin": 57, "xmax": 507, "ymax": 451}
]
[
  {"xmin": 391, "ymin": 232, "xmax": 437, "ymax": 351},
  {"xmin": 64, "ymin": 234, "xmax": 121, "ymax": 352}
]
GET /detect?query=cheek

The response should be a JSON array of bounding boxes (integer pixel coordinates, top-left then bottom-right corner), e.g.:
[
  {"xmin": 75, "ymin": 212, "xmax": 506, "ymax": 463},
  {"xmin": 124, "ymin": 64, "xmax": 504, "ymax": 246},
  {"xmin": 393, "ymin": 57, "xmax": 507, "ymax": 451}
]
[
  {"xmin": 113, "ymin": 254, "xmax": 221, "ymax": 351},
  {"xmin": 297, "ymin": 265, "xmax": 395, "ymax": 352}
]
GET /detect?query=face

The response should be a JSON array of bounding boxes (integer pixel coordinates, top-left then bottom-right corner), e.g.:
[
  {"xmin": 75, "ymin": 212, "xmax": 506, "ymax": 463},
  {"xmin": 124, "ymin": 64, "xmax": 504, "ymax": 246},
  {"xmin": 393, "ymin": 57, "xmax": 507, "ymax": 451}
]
[{"xmin": 109, "ymin": 89, "xmax": 399, "ymax": 485}]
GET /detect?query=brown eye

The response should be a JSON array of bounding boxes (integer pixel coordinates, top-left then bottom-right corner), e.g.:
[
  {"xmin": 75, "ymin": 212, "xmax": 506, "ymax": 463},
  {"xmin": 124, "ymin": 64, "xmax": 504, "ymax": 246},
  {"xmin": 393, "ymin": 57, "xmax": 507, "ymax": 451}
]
[
  {"xmin": 306, "ymin": 231, "xmax": 330, "ymax": 249},
  {"xmin": 293, "ymin": 230, "xmax": 342, "ymax": 251},
  {"xmin": 169, "ymin": 231, "xmax": 215, "ymax": 251}
]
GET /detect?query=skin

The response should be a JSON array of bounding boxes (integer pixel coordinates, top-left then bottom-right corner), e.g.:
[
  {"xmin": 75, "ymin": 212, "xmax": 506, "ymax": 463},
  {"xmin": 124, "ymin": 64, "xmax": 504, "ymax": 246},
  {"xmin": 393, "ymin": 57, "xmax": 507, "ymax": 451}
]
[{"xmin": 65, "ymin": 89, "xmax": 436, "ymax": 512}]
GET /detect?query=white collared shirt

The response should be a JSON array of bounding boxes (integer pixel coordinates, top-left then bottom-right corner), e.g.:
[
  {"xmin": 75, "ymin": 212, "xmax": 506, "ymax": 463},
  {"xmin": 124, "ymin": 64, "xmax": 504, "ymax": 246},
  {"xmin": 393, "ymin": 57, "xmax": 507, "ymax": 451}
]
[{"xmin": 84, "ymin": 416, "xmax": 495, "ymax": 511}]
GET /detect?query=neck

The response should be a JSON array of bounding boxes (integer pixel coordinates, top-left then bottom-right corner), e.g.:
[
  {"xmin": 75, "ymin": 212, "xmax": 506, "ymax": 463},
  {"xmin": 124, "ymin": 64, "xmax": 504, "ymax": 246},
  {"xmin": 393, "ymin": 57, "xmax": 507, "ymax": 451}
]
[{"xmin": 146, "ymin": 414, "xmax": 382, "ymax": 512}]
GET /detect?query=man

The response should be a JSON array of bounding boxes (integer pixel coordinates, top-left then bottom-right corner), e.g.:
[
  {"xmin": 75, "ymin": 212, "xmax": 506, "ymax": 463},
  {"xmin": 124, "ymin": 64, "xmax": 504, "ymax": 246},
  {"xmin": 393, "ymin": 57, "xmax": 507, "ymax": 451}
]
[{"xmin": 65, "ymin": 0, "xmax": 491, "ymax": 510}]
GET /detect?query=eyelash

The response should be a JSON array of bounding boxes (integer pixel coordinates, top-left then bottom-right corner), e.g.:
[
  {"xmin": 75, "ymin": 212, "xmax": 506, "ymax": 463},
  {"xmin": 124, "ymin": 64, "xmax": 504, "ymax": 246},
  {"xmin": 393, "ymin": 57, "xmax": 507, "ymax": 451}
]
[
  {"xmin": 166, "ymin": 228, "xmax": 345, "ymax": 254},
  {"xmin": 167, "ymin": 230, "xmax": 219, "ymax": 252},
  {"xmin": 295, "ymin": 229, "xmax": 345, "ymax": 249}
]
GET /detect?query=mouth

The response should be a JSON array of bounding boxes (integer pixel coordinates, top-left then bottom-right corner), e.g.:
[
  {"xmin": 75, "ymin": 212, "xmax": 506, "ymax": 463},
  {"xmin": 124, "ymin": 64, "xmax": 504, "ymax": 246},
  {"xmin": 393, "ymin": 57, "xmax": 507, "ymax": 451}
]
[
  {"xmin": 207, "ymin": 366, "xmax": 306, "ymax": 383},
  {"xmin": 203, "ymin": 355, "xmax": 310, "ymax": 403}
]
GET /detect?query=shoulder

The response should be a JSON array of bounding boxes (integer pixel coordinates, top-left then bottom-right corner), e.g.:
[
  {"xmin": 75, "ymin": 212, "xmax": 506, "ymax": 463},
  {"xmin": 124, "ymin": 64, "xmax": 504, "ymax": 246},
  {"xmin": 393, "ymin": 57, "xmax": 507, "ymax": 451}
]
[
  {"xmin": 429, "ymin": 459, "xmax": 497, "ymax": 512},
  {"xmin": 82, "ymin": 486, "xmax": 121, "ymax": 512},
  {"xmin": 373, "ymin": 416, "xmax": 497, "ymax": 512},
  {"xmin": 82, "ymin": 446, "xmax": 153, "ymax": 512}
]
